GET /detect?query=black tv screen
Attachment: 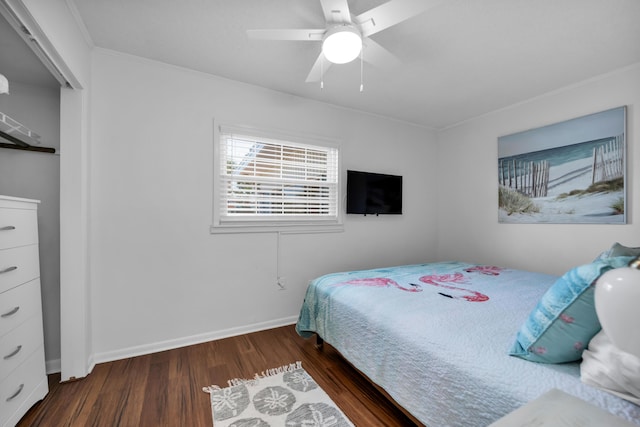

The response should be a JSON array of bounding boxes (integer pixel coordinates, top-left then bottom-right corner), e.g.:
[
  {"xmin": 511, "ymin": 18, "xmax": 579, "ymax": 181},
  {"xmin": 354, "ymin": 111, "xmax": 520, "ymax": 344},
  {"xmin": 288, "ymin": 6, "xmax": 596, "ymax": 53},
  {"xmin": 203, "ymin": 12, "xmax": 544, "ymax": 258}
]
[{"xmin": 346, "ymin": 170, "xmax": 402, "ymax": 215}]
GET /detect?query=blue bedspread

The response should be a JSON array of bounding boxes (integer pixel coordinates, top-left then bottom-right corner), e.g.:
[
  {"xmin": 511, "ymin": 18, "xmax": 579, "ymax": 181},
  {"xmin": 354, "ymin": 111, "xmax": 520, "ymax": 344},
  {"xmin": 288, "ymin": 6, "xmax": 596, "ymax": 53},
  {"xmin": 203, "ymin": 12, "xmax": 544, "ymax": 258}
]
[{"xmin": 296, "ymin": 261, "xmax": 640, "ymax": 426}]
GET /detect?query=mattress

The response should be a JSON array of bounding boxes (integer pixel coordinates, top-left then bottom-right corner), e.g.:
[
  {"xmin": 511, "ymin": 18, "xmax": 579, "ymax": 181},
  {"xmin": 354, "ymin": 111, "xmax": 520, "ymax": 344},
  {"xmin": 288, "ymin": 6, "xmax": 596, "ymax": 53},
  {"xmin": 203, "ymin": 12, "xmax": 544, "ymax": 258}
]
[{"xmin": 296, "ymin": 261, "xmax": 640, "ymax": 426}]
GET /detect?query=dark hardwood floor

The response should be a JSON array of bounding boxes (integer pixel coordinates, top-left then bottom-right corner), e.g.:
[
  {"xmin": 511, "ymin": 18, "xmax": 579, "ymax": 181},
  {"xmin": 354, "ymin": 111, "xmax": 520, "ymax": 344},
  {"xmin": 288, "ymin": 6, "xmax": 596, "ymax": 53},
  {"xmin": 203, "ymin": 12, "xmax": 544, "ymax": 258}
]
[{"xmin": 18, "ymin": 325, "xmax": 419, "ymax": 426}]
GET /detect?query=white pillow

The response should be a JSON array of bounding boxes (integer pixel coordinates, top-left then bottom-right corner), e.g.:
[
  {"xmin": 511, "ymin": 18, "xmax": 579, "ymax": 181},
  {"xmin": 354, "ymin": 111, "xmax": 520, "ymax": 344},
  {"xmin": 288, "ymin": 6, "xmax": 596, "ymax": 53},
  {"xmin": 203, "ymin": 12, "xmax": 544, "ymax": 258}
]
[{"xmin": 580, "ymin": 330, "xmax": 640, "ymax": 405}]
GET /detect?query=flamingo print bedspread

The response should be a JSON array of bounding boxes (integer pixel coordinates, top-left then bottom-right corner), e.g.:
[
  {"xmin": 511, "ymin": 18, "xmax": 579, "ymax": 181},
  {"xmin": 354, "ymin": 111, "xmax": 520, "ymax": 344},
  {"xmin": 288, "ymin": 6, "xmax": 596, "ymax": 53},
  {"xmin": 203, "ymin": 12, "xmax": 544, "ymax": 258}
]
[{"xmin": 295, "ymin": 261, "xmax": 640, "ymax": 426}]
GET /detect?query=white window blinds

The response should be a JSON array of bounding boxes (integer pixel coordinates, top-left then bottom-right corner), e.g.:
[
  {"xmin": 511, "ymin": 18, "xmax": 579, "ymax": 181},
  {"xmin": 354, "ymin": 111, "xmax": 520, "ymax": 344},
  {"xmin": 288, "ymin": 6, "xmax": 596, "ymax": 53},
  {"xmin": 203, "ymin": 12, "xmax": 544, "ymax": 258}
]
[{"xmin": 218, "ymin": 127, "xmax": 339, "ymax": 224}]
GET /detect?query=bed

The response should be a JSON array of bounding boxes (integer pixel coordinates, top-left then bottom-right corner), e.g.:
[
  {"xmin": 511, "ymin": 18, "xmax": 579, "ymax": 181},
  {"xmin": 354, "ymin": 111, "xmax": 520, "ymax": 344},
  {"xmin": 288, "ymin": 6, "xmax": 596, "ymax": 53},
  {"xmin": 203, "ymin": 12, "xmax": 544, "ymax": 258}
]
[{"xmin": 295, "ymin": 260, "xmax": 640, "ymax": 426}]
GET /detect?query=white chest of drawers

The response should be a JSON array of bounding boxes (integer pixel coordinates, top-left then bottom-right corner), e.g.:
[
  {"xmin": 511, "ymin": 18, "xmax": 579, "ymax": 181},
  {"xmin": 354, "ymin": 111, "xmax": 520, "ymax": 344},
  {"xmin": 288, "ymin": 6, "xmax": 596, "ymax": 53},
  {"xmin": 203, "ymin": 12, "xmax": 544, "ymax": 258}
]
[{"xmin": 0, "ymin": 196, "xmax": 48, "ymax": 427}]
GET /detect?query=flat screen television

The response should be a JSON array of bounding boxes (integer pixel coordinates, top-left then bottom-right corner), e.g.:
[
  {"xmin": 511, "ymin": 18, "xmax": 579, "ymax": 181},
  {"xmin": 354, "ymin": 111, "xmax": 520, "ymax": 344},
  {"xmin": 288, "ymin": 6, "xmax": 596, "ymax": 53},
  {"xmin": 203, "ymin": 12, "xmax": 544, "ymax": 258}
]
[{"xmin": 346, "ymin": 170, "xmax": 403, "ymax": 215}]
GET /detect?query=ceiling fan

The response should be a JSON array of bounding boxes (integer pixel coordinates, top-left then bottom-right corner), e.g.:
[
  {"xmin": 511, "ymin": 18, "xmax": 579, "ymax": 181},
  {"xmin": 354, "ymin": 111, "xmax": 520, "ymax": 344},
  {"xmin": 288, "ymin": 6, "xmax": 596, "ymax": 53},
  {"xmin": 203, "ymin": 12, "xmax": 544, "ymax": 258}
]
[{"xmin": 247, "ymin": 0, "xmax": 441, "ymax": 85}]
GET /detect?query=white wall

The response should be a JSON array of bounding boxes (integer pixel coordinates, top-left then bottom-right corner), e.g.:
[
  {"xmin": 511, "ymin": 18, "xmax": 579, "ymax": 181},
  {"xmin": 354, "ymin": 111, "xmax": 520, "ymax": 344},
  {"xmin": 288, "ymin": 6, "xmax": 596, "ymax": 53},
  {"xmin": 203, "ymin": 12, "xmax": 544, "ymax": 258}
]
[
  {"xmin": 0, "ymin": 81, "xmax": 61, "ymax": 372},
  {"xmin": 89, "ymin": 49, "xmax": 438, "ymax": 361},
  {"xmin": 436, "ymin": 64, "xmax": 640, "ymax": 275}
]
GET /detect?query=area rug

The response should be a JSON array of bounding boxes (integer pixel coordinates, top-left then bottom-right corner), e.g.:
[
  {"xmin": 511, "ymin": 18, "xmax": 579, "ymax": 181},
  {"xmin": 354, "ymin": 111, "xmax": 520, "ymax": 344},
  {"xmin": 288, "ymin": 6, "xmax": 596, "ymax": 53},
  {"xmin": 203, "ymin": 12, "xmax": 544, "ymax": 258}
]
[{"xmin": 203, "ymin": 361, "xmax": 354, "ymax": 427}]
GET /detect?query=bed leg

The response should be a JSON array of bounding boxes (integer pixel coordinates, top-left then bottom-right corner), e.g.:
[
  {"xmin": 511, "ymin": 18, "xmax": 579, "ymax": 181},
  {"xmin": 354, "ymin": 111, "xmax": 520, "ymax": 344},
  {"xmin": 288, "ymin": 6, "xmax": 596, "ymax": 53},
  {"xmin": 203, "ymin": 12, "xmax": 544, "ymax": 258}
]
[{"xmin": 315, "ymin": 335, "xmax": 324, "ymax": 349}]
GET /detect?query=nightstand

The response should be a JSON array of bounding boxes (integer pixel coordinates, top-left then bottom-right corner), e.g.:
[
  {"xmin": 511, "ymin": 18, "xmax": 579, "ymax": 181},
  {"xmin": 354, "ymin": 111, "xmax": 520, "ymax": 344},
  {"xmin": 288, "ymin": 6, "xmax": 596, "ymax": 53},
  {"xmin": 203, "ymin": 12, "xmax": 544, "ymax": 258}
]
[{"xmin": 490, "ymin": 389, "xmax": 637, "ymax": 427}]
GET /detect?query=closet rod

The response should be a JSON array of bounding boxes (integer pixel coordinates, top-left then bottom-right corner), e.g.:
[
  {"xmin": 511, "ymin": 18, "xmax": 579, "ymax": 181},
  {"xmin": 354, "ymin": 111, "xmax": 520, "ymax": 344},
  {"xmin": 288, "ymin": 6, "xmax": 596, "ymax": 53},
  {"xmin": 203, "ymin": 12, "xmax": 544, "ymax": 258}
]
[
  {"xmin": 0, "ymin": 142, "xmax": 55, "ymax": 153},
  {"xmin": 0, "ymin": 133, "xmax": 55, "ymax": 153}
]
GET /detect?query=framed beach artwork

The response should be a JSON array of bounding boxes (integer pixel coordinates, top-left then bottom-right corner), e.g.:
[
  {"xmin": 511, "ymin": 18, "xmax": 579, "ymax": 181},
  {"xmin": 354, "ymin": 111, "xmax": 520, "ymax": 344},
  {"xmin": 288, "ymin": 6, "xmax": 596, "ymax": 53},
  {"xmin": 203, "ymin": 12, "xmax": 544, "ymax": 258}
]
[{"xmin": 498, "ymin": 106, "xmax": 626, "ymax": 224}]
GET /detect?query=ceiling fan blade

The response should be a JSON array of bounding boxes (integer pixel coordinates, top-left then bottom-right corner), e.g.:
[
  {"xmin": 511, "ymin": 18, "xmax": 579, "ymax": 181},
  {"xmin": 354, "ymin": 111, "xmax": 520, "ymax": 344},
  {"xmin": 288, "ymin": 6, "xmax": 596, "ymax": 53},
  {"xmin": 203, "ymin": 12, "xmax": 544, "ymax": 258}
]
[
  {"xmin": 362, "ymin": 38, "xmax": 401, "ymax": 70},
  {"xmin": 356, "ymin": 0, "xmax": 443, "ymax": 38},
  {"xmin": 320, "ymin": 0, "xmax": 352, "ymax": 24},
  {"xmin": 305, "ymin": 52, "xmax": 332, "ymax": 83},
  {"xmin": 247, "ymin": 29, "xmax": 325, "ymax": 41}
]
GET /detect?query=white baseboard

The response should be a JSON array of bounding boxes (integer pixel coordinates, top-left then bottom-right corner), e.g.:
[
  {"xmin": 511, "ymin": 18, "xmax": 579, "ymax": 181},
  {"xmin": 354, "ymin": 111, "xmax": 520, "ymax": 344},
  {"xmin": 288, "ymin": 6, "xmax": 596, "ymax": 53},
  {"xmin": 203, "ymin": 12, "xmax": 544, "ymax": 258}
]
[
  {"xmin": 46, "ymin": 358, "xmax": 61, "ymax": 374},
  {"xmin": 93, "ymin": 316, "xmax": 299, "ymax": 366}
]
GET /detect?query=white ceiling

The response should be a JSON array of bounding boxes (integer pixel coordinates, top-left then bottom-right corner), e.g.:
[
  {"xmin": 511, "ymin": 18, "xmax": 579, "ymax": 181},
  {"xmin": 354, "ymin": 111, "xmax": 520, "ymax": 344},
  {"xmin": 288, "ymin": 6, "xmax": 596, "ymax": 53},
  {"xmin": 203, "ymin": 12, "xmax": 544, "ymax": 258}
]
[{"xmin": 6, "ymin": 0, "xmax": 640, "ymax": 129}]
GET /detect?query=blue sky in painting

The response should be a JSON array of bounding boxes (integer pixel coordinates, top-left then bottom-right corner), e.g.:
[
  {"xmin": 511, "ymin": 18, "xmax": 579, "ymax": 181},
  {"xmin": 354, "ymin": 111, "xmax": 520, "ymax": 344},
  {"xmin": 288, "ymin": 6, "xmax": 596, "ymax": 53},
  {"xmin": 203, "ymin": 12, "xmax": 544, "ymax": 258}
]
[{"xmin": 498, "ymin": 106, "xmax": 625, "ymax": 158}]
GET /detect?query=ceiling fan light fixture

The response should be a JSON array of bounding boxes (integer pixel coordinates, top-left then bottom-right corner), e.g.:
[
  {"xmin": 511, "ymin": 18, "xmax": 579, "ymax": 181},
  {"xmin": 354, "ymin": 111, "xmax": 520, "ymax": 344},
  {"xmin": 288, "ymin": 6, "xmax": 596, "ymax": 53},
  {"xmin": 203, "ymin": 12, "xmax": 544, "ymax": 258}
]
[{"xmin": 322, "ymin": 25, "xmax": 362, "ymax": 64}]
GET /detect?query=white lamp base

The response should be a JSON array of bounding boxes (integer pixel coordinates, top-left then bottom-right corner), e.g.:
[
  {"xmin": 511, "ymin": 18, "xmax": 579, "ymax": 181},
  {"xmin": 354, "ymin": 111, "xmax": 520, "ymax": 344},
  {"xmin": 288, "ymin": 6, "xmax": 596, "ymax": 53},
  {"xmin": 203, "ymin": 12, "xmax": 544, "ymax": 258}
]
[{"xmin": 595, "ymin": 263, "xmax": 640, "ymax": 358}]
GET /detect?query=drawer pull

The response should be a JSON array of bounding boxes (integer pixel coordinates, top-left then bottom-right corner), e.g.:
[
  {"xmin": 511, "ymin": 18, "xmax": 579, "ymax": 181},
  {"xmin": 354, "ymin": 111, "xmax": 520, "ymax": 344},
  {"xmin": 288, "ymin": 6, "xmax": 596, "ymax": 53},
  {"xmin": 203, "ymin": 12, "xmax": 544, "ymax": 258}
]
[
  {"xmin": 6, "ymin": 383, "xmax": 24, "ymax": 402},
  {"xmin": 0, "ymin": 225, "xmax": 16, "ymax": 231},
  {"xmin": 0, "ymin": 266, "xmax": 17, "ymax": 274},
  {"xmin": 1, "ymin": 306, "xmax": 20, "ymax": 317},
  {"xmin": 4, "ymin": 345, "xmax": 22, "ymax": 359}
]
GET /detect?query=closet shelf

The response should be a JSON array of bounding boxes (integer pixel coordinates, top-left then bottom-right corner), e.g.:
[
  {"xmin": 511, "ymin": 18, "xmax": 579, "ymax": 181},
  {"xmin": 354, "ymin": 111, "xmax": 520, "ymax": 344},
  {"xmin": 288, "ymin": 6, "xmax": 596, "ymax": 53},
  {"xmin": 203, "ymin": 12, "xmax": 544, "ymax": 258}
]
[
  {"xmin": 1, "ymin": 111, "xmax": 41, "ymax": 145},
  {"xmin": 0, "ymin": 111, "xmax": 55, "ymax": 153}
]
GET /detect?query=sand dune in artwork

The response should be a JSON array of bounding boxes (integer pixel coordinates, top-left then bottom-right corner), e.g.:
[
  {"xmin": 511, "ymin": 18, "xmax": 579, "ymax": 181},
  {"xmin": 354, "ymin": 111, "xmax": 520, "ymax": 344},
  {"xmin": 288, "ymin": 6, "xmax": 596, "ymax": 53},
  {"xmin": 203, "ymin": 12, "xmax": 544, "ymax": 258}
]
[{"xmin": 499, "ymin": 157, "xmax": 624, "ymax": 224}]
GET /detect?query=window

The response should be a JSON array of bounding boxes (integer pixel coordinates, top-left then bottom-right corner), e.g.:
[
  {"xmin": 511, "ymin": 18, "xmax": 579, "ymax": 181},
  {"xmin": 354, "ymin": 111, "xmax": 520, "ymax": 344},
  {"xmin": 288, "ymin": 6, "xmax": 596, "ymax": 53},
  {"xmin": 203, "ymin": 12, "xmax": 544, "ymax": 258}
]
[{"xmin": 212, "ymin": 125, "xmax": 342, "ymax": 233}]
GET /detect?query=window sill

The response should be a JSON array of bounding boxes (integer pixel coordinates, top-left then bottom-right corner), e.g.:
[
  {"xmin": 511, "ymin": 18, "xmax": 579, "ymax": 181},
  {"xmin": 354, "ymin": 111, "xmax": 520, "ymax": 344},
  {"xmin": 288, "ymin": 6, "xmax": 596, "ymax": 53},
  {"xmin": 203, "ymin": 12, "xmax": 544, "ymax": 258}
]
[{"xmin": 209, "ymin": 223, "xmax": 344, "ymax": 235}]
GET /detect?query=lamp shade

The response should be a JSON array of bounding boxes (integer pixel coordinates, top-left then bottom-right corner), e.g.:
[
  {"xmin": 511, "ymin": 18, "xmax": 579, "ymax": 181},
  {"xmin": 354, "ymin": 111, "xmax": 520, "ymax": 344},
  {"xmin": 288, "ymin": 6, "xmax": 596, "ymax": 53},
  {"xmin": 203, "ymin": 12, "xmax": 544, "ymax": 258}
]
[
  {"xmin": 0, "ymin": 74, "xmax": 8, "ymax": 94},
  {"xmin": 322, "ymin": 25, "xmax": 362, "ymax": 64},
  {"xmin": 595, "ymin": 258, "xmax": 640, "ymax": 358}
]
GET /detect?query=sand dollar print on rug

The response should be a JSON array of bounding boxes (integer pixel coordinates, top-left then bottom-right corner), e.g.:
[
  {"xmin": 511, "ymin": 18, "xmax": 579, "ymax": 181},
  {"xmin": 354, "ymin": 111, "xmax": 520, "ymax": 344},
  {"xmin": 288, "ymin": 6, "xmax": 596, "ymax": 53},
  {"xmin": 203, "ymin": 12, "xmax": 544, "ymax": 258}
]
[
  {"xmin": 203, "ymin": 361, "xmax": 354, "ymax": 427},
  {"xmin": 253, "ymin": 386, "xmax": 296, "ymax": 415}
]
